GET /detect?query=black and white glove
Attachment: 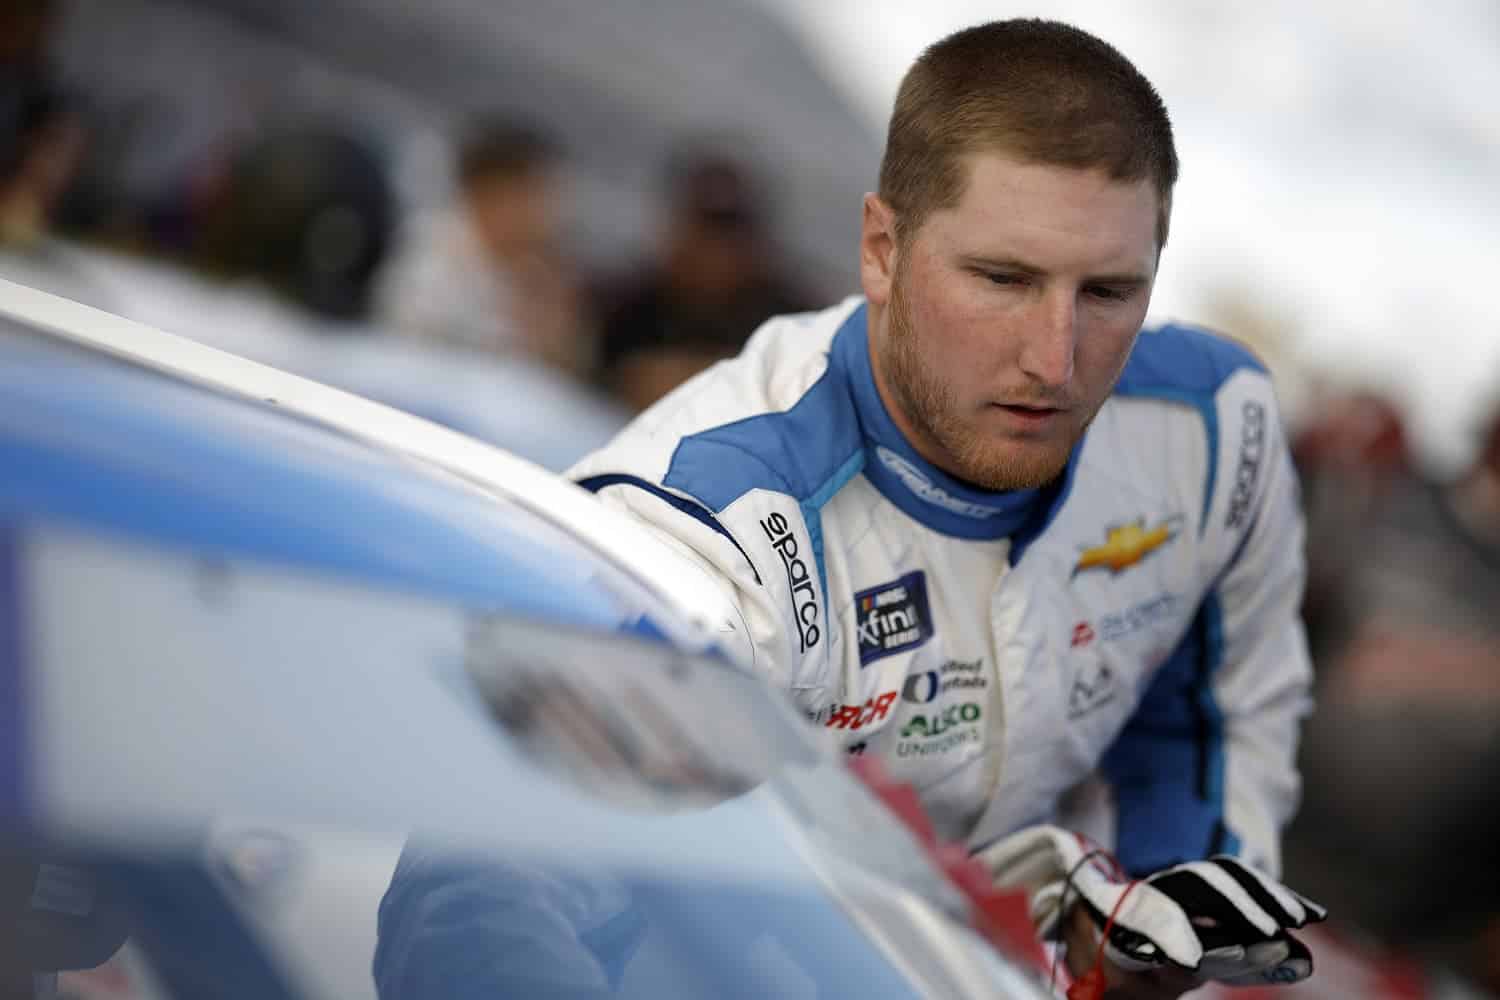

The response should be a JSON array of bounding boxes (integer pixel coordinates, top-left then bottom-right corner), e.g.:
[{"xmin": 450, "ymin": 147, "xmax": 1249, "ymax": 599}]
[{"xmin": 974, "ymin": 825, "xmax": 1327, "ymax": 986}]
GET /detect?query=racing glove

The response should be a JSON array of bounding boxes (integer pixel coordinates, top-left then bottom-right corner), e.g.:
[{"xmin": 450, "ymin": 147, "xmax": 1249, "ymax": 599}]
[{"xmin": 974, "ymin": 824, "xmax": 1327, "ymax": 986}]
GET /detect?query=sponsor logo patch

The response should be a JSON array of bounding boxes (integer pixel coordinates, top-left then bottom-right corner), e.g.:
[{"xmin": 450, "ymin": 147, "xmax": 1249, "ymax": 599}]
[
  {"xmin": 1098, "ymin": 593, "xmax": 1180, "ymax": 642},
  {"xmin": 1073, "ymin": 594, "xmax": 1182, "ymax": 648},
  {"xmin": 875, "ymin": 446, "xmax": 1006, "ymax": 520},
  {"xmin": 896, "ymin": 702, "xmax": 983, "ymax": 758},
  {"xmin": 1226, "ymin": 400, "xmax": 1267, "ymax": 530},
  {"xmin": 901, "ymin": 658, "xmax": 987, "ymax": 703},
  {"xmin": 897, "ymin": 727, "xmax": 981, "ymax": 759},
  {"xmin": 760, "ymin": 512, "xmax": 820, "ymax": 651},
  {"xmin": 823, "ymin": 691, "xmax": 898, "ymax": 731},
  {"xmin": 1068, "ymin": 663, "xmax": 1116, "ymax": 719},
  {"xmin": 1073, "ymin": 517, "xmax": 1181, "ymax": 577},
  {"xmin": 854, "ymin": 571, "xmax": 933, "ymax": 666}
]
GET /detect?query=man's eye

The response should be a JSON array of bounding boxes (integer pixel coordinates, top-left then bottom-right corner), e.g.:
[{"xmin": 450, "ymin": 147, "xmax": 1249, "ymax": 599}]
[
  {"xmin": 984, "ymin": 272, "xmax": 1026, "ymax": 287},
  {"xmin": 1084, "ymin": 285, "xmax": 1132, "ymax": 302}
]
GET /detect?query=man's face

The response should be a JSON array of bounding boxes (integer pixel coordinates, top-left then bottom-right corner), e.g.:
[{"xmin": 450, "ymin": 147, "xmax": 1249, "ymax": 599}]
[
  {"xmin": 863, "ymin": 152, "xmax": 1160, "ymax": 491},
  {"xmin": 466, "ymin": 167, "xmax": 560, "ymax": 262}
]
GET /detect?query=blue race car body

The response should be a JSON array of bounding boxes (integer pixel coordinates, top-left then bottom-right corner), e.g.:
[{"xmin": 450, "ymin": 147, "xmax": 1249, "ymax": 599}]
[{"xmin": 0, "ymin": 281, "xmax": 1048, "ymax": 1000}]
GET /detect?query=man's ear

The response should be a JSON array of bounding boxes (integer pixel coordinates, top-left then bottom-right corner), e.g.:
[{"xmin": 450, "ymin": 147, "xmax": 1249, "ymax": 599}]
[{"xmin": 860, "ymin": 193, "xmax": 899, "ymax": 307}]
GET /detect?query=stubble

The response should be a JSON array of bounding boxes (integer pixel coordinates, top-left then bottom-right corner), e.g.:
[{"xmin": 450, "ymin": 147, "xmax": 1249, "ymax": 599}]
[{"xmin": 884, "ymin": 267, "xmax": 1077, "ymax": 491}]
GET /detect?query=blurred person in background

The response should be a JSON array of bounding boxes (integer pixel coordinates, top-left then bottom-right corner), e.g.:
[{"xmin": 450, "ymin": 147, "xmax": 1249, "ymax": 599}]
[
  {"xmin": 0, "ymin": 85, "xmax": 85, "ymax": 248},
  {"xmin": 0, "ymin": 80, "xmax": 93, "ymax": 299},
  {"xmin": 1291, "ymin": 389, "xmax": 1415, "ymax": 665},
  {"xmin": 375, "ymin": 116, "xmax": 593, "ymax": 377},
  {"xmin": 1, "ymin": 0, "xmax": 134, "ymax": 270},
  {"xmin": 0, "ymin": 0, "xmax": 79, "ymax": 255},
  {"xmin": 1234, "ymin": 401, "xmax": 1500, "ymax": 999},
  {"xmin": 594, "ymin": 147, "xmax": 815, "ymax": 412},
  {"xmin": 1294, "ymin": 392, "xmax": 1496, "ymax": 700},
  {"xmin": 0, "ymin": 0, "xmax": 55, "ymax": 85},
  {"xmin": 0, "ymin": 0, "xmax": 115, "ymax": 308},
  {"xmin": 193, "ymin": 123, "xmax": 394, "ymax": 323},
  {"xmin": 574, "ymin": 20, "xmax": 1327, "ymax": 997}
]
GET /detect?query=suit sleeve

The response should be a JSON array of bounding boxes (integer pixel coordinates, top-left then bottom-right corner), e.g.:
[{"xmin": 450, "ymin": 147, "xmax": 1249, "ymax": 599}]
[
  {"xmin": 576, "ymin": 472, "xmax": 822, "ymax": 702},
  {"xmin": 1094, "ymin": 378, "xmax": 1313, "ymax": 877},
  {"xmin": 374, "ymin": 842, "xmax": 644, "ymax": 999},
  {"xmin": 1202, "ymin": 395, "xmax": 1313, "ymax": 877}
]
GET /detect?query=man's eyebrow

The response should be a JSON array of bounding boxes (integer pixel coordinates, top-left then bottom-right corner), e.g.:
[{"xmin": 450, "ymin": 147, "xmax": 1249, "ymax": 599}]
[
  {"xmin": 960, "ymin": 254, "xmax": 1150, "ymax": 285},
  {"xmin": 1084, "ymin": 272, "xmax": 1151, "ymax": 286},
  {"xmin": 960, "ymin": 254, "xmax": 1044, "ymax": 275}
]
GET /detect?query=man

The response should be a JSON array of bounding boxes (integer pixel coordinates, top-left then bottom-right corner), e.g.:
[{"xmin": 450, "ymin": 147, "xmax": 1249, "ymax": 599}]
[
  {"xmin": 376, "ymin": 117, "xmax": 593, "ymax": 376},
  {"xmin": 572, "ymin": 20, "xmax": 1322, "ymax": 997},
  {"xmin": 197, "ymin": 124, "xmax": 393, "ymax": 321},
  {"xmin": 0, "ymin": 79, "xmax": 98, "ymax": 306},
  {"xmin": 595, "ymin": 148, "xmax": 815, "ymax": 412}
]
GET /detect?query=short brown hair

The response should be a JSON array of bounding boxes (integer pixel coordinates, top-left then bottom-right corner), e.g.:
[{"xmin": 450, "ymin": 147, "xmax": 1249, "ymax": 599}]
[
  {"xmin": 457, "ymin": 117, "xmax": 559, "ymax": 188},
  {"xmin": 878, "ymin": 19, "xmax": 1178, "ymax": 248}
]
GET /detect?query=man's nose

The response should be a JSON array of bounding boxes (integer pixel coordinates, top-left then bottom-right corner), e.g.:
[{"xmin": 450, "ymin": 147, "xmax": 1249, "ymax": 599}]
[{"xmin": 1018, "ymin": 290, "xmax": 1077, "ymax": 388}]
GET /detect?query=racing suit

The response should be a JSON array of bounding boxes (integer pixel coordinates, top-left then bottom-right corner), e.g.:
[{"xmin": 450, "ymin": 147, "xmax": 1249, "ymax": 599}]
[{"xmin": 570, "ymin": 297, "xmax": 1312, "ymax": 876}]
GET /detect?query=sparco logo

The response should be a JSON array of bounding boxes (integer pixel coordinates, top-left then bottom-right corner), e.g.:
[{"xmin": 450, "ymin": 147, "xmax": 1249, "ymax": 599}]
[
  {"xmin": 760, "ymin": 512, "xmax": 819, "ymax": 651},
  {"xmin": 855, "ymin": 571, "xmax": 933, "ymax": 666},
  {"xmin": 876, "ymin": 446, "xmax": 1002, "ymax": 520},
  {"xmin": 1225, "ymin": 400, "xmax": 1266, "ymax": 529}
]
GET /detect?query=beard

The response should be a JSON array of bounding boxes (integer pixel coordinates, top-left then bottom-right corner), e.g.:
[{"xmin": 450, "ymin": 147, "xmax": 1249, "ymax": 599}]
[{"xmin": 884, "ymin": 269, "xmax": 1081, "ymax": 492}]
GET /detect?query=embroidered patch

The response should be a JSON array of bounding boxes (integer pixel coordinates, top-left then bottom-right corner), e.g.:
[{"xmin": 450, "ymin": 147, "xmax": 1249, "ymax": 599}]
[{"xmin": 854, "ymin": 571, "xmax": 933, "ymax": 666}]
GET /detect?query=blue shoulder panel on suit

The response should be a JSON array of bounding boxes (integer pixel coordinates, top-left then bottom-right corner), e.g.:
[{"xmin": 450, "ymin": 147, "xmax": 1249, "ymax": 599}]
[
  {"xmin": 663, "ymin": 349, "xmax": 866, "ymax": 602},
  {"xmin": 1114, "ymin": 324, "xmax": 1266, "ymax": 532}
]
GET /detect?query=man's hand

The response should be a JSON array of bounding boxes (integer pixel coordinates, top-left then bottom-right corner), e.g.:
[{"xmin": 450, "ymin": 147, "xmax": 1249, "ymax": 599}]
[
  {"xmin": 974, "ymin": 826, "xmax": 1326, "ymax": 989},
  {"xmin": 1101, "ymin": 856, "xmax": 1323, "ymax": 986},
  {"xmin": 1063, "ymin": 903, "xmax": 1200, "ymax": 999}
]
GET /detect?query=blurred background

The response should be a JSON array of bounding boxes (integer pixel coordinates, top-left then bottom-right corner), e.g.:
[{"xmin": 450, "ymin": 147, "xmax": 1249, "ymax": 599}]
[{"xmin": 2, "ymin": 1, "xmax": 1496, "ymax": 996}]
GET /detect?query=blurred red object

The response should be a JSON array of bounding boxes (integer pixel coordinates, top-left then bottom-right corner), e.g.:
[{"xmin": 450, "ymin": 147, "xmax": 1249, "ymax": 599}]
[
  {"xmin": 1293, "ymin": 390, "xmax": 1411, "ymax": 477},
  {"xmin": 846, "ymin": 755, "xmax": 1047, "ymax": 971}
]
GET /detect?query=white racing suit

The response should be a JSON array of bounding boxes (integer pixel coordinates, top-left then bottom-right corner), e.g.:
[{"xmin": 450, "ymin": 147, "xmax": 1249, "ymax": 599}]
[{"xmin": 571, "ymin": 297, "xmax": 1312, "ymax": 876}]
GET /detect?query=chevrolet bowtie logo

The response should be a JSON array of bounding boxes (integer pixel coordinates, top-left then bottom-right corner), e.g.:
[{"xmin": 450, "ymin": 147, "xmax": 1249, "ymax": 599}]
[{"xmin": 1073, "ymin": 518, "xmax": 1179, "ymax": 576}]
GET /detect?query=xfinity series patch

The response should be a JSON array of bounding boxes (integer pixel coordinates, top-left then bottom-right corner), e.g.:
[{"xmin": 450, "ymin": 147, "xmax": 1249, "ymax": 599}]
[{"xmin": 855, "ymin": 571, "xmax": 932, "ymax": 666}]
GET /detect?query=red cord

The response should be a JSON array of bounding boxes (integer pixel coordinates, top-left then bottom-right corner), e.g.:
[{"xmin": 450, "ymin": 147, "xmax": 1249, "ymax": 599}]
[{"xmin": 1064, "ymin": 880, "xmax": 1141, "ymax": 1000}]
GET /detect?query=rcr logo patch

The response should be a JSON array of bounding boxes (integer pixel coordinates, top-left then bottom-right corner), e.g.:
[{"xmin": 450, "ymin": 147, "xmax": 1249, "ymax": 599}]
[
  {"xmin": 823, "ymin": 691, "xmax": 898, "ymax": 731},
  {"xmin": 760, "ymin": 512, "xmax": 819, "ymax": 651},
  {"xmin": 854, "ymin": 571, "xmax": 933, "ymax": 666}
]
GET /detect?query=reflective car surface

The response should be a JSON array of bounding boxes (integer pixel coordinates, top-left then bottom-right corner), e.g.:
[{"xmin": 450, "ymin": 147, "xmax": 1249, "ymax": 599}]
[
  {"xmin": 0, "ymin": 241, "xmax": 631, "ymax": 473},
  {"xmin": 0, "ymin": 283, "xmax": 1050, "ymax": 999}
]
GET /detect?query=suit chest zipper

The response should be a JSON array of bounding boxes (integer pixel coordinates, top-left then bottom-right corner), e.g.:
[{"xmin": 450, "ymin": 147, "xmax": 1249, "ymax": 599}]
[{"xmin": 984, "ymin": 566, "xmax": 1021, "ymax": 807}]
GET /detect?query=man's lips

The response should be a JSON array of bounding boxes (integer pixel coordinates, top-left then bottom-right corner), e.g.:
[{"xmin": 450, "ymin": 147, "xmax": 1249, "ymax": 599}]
[{"xmin": 992, "ymin": 403, "xmax": 1067, "ymax": 426}]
